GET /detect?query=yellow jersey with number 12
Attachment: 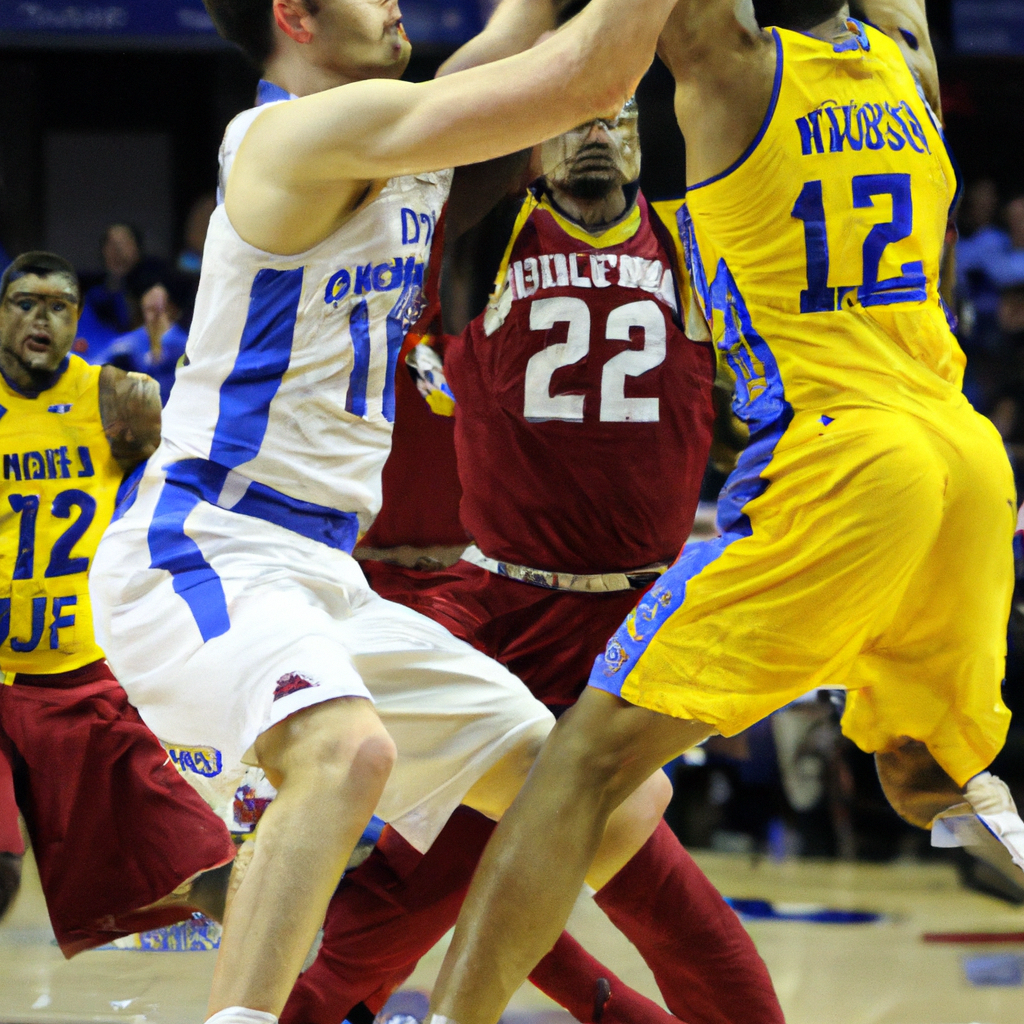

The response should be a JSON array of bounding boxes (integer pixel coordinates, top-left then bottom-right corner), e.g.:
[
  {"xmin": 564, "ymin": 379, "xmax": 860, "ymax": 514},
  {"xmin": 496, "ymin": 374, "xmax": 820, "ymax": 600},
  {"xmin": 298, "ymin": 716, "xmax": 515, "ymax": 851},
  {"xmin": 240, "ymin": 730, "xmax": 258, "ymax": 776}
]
[
  {"xmin": 1, "ymin": 355, "xmax": 122, "ymax": 676},
  {"xmin": 681, "ymin": 20, "xmax": 962, "ymax": 435}
]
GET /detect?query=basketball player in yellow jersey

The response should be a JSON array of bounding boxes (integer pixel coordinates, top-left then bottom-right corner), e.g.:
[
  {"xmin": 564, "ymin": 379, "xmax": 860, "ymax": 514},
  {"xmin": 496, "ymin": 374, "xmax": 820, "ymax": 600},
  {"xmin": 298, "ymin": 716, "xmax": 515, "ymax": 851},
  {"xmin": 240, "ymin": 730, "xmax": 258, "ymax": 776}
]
[
  {"xmin": 421, "ymin": 4, "xmax": 1024, "ymax": 1022},
  {"xmin": 0, "ymin": 251, "xmax": 237, "ymax": 951}
]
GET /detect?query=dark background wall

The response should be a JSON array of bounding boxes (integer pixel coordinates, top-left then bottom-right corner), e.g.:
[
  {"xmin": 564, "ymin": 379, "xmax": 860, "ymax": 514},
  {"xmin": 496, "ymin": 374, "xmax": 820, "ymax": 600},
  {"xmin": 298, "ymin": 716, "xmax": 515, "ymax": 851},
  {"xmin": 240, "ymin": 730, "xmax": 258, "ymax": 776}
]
[{"xmin": 0, "ymin": 0, "xmax": 1022, "ymax": 270}]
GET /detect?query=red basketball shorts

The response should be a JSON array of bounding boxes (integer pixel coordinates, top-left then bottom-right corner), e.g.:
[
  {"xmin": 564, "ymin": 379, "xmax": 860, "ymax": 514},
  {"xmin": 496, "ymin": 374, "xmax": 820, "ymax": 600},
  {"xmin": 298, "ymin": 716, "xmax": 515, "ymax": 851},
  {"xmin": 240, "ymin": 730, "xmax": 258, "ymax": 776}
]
[
  {"xmin": 0, "ymin": 660, "xmax": 236, "ymax": 956},
  {"xmin": 361, "ymin": 559, "xmax": 647, "ymax": 711}
]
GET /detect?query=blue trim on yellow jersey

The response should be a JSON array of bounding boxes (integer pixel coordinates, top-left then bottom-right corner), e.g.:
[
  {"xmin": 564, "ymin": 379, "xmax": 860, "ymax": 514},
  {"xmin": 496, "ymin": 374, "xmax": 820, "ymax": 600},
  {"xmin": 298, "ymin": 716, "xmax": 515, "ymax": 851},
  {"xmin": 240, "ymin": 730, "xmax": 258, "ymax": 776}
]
[
  {"xmin": 0, "ymin": 357, "xmax": 70, "ymax": 400},
  {"xmin": 676, "ymin": 204, "xmax": 712, "ymax": 323},
  {"xmin": 687, "ymin": 30, "xmax": 784, "ymax": 193},
  {"xmin": 589, "ymin": 263, "xmax": 794, "ymax": 697},
  {"xmin": 589, "ymin": 404, "xmax": 793, "ymax": 697},
  {"xmin": 832, "ymin": 18, "xmax": 870, "ymax": 53}
]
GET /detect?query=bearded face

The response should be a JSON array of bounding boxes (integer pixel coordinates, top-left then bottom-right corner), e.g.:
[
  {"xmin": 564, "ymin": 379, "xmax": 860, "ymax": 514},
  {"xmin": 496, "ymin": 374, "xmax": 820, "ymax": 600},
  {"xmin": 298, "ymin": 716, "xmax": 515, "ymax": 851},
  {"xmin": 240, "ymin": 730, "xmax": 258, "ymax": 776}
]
[{"xmin": 539, "ymin": 97, "xmax": 640, "ymax": 201}]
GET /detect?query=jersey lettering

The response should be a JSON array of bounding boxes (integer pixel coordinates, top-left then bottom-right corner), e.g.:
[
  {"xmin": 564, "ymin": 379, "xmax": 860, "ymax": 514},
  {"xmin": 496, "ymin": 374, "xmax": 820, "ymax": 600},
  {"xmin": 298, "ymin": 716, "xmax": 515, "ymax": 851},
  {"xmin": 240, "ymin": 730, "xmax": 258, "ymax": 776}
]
[
  {"xmin": 0, "ymin": 594, "xmax": 78, "ymax": 653},
  {"xmin": 504, "ymin": 254, "xmax": 676, "ymax": 308},
  {"xmin": 795, "ymin": 100, "xmax": 930, "ymax": 156}
]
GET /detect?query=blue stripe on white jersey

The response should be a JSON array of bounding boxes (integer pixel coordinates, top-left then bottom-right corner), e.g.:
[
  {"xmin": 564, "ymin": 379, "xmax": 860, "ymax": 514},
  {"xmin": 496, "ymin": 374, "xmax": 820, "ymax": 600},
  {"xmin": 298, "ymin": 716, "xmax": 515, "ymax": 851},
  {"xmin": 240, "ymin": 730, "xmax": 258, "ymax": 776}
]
[{"xmin": 210, "ymin": 267, "xmax": 304, "ymax": 469}]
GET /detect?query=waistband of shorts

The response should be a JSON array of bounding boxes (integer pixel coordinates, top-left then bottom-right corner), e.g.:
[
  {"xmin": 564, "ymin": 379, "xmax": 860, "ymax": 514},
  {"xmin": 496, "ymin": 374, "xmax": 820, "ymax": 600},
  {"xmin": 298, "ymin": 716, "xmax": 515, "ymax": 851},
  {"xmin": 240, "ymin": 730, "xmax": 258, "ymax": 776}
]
[
  {"xmin": 162, "ymin": 458, "xmax": 360, "ymax": 554},
  {"xmin": 460, "ymin": 545, "xmax": 668, "ymax": 594},
  {"xmin": 4, "ymin": 658, "xmax": 110, "ymax": 688}
]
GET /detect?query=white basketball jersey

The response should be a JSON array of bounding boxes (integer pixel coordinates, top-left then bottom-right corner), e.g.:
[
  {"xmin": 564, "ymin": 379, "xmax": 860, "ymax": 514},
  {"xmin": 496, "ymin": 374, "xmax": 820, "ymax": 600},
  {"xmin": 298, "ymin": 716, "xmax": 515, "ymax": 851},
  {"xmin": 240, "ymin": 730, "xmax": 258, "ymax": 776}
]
[{"xmin": 160, "ymin": 96, "xmax": 452, "ymax": 531}]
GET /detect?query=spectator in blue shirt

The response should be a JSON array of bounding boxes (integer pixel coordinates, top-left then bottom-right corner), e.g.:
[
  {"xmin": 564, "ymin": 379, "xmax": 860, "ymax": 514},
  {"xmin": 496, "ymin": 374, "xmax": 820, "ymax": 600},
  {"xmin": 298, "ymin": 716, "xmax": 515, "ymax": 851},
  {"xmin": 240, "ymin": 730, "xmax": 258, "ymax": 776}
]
[
  {"xmin": 986, "ymin": 197, "xmax": 1024, "ymax": 292},
  {"xmin": 107, "ymin": 281, "xmax": 187, "ymax": 406},
  {"xmin": 77, "ymin": 223, "xmax": 169, "ymax": 365},
  {"xmin": 957, "ymin": 179, "xmax": 1008, "ymax": 348}
]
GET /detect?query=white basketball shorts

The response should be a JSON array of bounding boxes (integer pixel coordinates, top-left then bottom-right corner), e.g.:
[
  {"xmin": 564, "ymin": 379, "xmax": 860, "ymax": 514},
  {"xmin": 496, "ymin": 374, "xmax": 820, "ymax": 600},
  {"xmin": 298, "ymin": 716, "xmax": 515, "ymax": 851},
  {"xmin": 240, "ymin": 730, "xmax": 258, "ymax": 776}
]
[{"xmin": 91, "ymin": 460, "xmax": 554, "ymax": 852}]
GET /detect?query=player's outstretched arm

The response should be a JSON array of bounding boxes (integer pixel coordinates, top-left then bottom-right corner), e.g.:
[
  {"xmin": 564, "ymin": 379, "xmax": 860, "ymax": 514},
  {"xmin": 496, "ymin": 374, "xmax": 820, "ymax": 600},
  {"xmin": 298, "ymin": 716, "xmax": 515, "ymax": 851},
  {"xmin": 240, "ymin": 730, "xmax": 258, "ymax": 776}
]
[
  {"xmin": 656, "ymin": 0, "xmax": 777, "ymax": 186},
  {"xmin": 438, "ymin": 0, "xmax": 562, "ymax": 241},
  {"xmin": 859, "ymin": 0, "xmax": 940, "ymax": 116},
  {"xmin": 229, "ymin": 0, "xmax": 675, "ymax": 249},
  {"xmin": 98, "ymin": 365, "xmax": 162, "ymax": 472},
  {"xmin": 437, "ymin": 0, "xmax": 559, "ymax": 78}
]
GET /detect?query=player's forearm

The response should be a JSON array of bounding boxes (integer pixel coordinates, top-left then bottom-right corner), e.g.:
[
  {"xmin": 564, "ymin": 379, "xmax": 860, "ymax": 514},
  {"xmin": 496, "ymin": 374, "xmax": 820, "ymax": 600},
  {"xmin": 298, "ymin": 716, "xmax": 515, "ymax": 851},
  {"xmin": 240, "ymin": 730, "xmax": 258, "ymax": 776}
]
[
  {"xmin": 859, "ymin": 0, "xmax": 940, "ymax": 115},
  {"xmin": 437, "ymin": 0, "xmax": 558, "ymax": 77},
  {"xmin": 285, "ymin": 0, "xmax": 675, "ymax": 183}
]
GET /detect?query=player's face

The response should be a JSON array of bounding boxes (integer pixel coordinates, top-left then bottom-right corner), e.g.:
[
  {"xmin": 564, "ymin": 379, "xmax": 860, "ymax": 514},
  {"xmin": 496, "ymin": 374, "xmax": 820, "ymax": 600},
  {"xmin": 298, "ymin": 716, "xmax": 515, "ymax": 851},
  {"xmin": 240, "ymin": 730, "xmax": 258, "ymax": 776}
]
[
  {"xmin": 0, "ymin": 274, "xmax": 80, "ymax": 377},
  {"xmin": 539, "ymin": 98, "xmax": 640, "ymax": 201},
  {"xmin": 311, "ymin": 0, "xmax": 411, "ymax": 81}
]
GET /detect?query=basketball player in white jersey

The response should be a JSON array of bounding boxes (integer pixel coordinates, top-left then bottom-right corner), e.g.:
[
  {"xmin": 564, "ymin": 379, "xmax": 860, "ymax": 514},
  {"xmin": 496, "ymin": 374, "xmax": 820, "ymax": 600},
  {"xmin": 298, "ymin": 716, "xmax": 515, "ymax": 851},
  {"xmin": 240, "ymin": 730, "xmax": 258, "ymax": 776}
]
[{"xmin": 89, "ymin": 3, "xmax": 680, "ymax": 1024}]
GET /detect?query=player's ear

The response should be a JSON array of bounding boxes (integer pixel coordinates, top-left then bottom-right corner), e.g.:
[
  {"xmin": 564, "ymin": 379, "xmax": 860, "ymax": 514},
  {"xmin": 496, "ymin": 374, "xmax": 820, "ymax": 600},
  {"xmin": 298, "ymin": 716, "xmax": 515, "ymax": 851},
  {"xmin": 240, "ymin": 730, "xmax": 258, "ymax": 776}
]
[{"xmin": 273, "ymin": 0, "xmax": 315, "ymax": 45}]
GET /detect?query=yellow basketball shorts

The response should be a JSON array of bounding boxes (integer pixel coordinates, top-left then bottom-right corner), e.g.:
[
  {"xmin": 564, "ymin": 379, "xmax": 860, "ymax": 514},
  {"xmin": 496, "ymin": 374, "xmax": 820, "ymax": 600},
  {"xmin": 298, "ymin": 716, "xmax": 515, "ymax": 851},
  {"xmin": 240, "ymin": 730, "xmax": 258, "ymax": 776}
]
[{"xmin": 589, "ymin": 401, "xmax": 1016, "ymax": 786}]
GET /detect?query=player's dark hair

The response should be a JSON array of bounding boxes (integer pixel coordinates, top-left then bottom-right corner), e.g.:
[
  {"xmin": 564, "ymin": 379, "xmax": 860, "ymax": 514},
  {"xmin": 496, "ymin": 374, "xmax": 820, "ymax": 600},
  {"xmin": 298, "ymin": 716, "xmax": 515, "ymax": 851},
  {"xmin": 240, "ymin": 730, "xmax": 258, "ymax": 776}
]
[
  {"xmin": 0, "ymin": 251, "xmax": 81, "ymax": 307},
  {"xmin": 754, "ymin": 0, "xmax": 847, "ymax": 32},
  {"xmin": 203, "ymin": 0, "xmax": 320, "ymax": 69}
]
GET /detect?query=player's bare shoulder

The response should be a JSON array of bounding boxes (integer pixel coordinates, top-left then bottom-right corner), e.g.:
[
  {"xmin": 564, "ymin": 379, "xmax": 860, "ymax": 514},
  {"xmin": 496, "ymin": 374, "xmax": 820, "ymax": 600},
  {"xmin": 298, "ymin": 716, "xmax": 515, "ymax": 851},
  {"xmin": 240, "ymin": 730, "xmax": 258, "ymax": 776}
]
[
  {"xmin": 657, "ymin": 0, "xmax": 777, "ymax": 186},
  {"xmin": 224, "ymin": 88, "xmax": 384, "ymax": 258},
  {"xmin": 98, "ymin": 364, "xmax": 161, "ymax": 471}
]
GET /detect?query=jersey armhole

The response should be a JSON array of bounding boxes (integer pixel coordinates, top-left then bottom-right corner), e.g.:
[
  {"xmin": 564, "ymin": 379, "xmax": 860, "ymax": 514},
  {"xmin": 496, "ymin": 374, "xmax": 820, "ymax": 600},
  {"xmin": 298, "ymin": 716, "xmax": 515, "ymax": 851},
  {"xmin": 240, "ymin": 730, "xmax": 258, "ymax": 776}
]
[
  {"xmin": 650, "ymin": 199, "xmax": 713, "ymax": 343},
  {"xmin": 687, "ymin": 29, "xmax": 784, "ymax": 192}
]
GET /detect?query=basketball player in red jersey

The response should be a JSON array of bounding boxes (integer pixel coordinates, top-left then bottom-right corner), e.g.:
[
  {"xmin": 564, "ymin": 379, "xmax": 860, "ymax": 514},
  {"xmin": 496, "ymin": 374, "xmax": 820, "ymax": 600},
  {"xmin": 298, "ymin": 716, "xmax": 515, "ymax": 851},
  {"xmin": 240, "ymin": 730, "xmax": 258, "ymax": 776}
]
[{"xmin": 281, "ymin": 90, "xmax": 784, "ymax": 1024}]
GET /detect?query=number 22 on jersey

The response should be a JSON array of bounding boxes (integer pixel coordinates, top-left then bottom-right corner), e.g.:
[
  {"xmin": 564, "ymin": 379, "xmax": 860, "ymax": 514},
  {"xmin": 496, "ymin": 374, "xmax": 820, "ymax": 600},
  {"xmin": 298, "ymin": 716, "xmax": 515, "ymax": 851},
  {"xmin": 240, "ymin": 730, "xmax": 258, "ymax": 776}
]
[{"xmin": 523, "ymin": 297, "xmax": 666, "ymax": 423}]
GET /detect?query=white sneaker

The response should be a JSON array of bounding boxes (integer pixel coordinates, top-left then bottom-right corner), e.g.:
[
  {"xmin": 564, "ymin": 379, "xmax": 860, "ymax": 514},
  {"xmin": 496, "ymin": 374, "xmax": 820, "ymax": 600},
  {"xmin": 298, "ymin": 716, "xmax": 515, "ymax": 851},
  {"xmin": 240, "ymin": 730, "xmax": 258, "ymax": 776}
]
[{"xmin": 932, "ymin": 772, "xmax": 1024, "ymax": 879}]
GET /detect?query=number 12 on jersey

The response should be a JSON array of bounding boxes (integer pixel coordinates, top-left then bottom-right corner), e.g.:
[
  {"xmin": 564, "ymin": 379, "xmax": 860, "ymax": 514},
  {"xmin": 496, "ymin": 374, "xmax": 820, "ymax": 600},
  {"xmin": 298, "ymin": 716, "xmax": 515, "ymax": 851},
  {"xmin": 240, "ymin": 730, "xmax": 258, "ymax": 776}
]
[{"xmin": 792, "ymin": 172, "xmax": 927, "ymax": 313}]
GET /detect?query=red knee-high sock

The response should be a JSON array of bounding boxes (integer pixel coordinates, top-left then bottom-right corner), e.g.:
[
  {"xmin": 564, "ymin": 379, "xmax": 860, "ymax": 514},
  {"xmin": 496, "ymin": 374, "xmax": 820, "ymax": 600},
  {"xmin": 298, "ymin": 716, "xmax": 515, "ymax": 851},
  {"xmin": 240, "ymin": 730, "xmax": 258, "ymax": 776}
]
[
  {"xmin": 530, "ymin": 931, "xmax": 681, "ymax": 1024},
  {"xmin": 594, "ymin": 820, "xmax": 784, "ymax": 1024},
  {"xmin": 282, "ymin": 808, "xmax": 689, "ymax": 1024}
]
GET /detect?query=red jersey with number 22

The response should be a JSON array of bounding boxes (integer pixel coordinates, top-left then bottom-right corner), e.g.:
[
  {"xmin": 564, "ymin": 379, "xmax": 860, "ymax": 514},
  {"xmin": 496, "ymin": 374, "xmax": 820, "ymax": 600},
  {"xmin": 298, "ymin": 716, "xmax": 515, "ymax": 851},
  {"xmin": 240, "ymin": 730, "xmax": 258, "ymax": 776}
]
[{"xmin": 445, "ymin": 188, "xmax": 715, "ymax": 575}]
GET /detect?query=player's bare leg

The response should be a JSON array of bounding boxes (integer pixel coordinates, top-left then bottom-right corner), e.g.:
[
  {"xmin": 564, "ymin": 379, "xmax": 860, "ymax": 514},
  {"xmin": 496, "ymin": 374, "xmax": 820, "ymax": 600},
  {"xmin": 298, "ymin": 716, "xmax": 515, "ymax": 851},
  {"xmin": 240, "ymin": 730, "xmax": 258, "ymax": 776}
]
[
  {"xmin": 428, "ymin": 687, "xmax": 712, "ymax": 1024},
  {"xmin": 208, "ymin": 697, "xmax": 397, "ymax": 1018},
  {"xmin": 458, "ymin": 717, "xmax": 673, "ymax": 890},
  {"xmin": 875, "ymin": 738, "xmax": 964, "ymax": 828},
  {"xmin": 877, "ymin": 737, "xmax": 1024, "ymax": 876}
]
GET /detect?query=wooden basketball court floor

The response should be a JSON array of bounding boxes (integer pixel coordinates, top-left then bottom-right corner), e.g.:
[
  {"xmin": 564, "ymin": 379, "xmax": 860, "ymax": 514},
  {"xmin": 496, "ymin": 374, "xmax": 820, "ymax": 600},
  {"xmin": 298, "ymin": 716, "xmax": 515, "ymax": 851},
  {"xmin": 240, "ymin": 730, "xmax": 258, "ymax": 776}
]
[{"xmin": 2, "ymin": 848, "xmax": 1022, "ymax": 1024}]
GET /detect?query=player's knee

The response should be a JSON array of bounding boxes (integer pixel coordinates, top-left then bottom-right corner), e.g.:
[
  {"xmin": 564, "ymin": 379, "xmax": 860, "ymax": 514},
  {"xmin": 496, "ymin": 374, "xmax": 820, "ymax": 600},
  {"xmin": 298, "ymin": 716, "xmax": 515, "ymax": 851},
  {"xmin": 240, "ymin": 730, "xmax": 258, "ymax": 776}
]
[
  {"xmin": 263, "ymin": 699, "xmax": 397, "ymax": 794},
  {"xmin": 546, "ymin": 724, "xmax": 639, "ymax": 805},
  {"xmin": 0, "ymin": 852, "xmax": 23, "ymax": 921},
  {"xmin": 304, "ymin": 725, "xmax": 396, "ymax": 797},
  {"xmin": 345, "ymin": 729, "xmax": 398, "ymax": 791}
]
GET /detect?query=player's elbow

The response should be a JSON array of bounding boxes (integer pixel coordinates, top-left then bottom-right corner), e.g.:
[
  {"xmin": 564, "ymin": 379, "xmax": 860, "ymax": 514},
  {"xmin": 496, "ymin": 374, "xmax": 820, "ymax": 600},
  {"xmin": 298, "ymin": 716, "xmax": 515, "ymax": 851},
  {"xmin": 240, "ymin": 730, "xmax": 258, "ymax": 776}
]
[{"xmin": 561, "ymin": 70, "xmax": 637, "ymax": 130}]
